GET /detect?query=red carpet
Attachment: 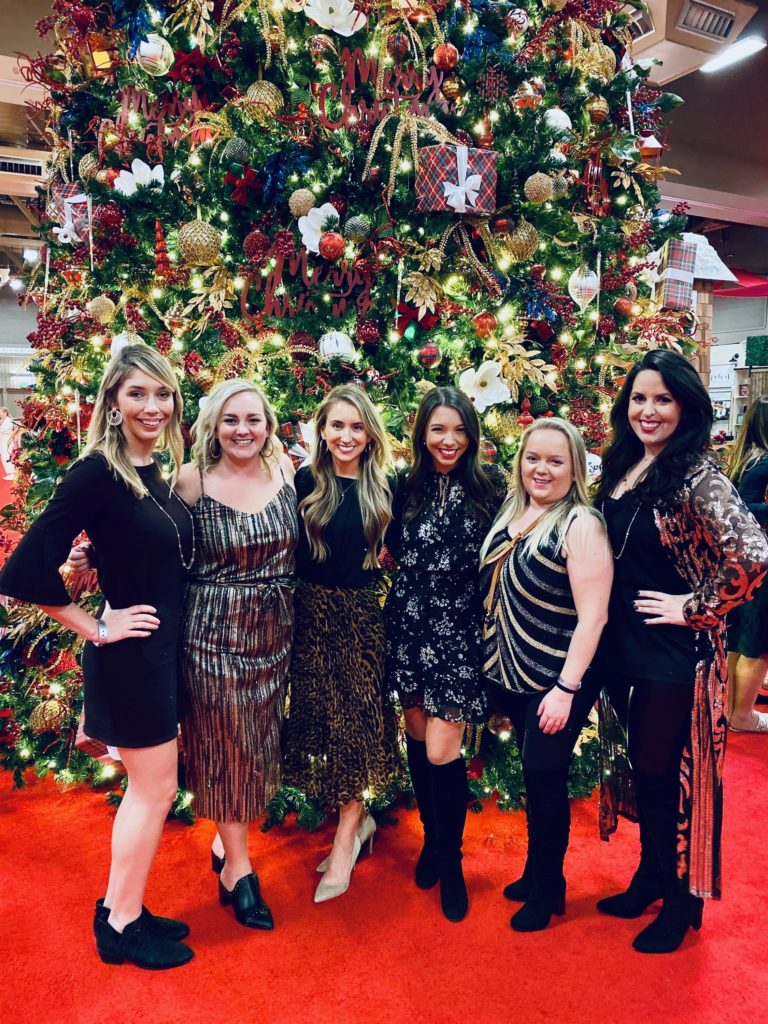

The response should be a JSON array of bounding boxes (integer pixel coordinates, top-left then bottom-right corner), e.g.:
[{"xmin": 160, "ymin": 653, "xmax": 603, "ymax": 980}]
[{"xmin": 1, "ymin": 734, "xmax": 766, "ymax": 1024}]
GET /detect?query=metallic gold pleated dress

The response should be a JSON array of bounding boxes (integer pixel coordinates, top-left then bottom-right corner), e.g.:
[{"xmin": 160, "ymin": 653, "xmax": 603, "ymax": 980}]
[{"xmin": 180, "ymin": 475, "xmax": 297, "ymax": 823}]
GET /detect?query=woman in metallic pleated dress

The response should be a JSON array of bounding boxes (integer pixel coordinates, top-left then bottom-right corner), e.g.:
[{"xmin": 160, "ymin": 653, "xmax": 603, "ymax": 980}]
[{"xmin": 176, "ymin": 379, "xmax": 297, "ymax": 930}]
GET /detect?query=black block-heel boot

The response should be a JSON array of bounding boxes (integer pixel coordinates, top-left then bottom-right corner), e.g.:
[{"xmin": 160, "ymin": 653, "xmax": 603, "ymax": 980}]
[
  {"xmin": 219, "ymin": 872, "xmax": 274, "ymax": 930},
  {"xmin": 596, "ymin": 816, "xmax": 663, "ymax": 918},
  {"xmin": 430, "ymin": 757, "xmax": 469, "ymax": 922},
  {"xmin": 94, "ymin": 909, "xmax": 194, "ymax": 969},
  {"xmin": 94, "ymin": 899, "xmax": 190, "ymax": 941},
  {"xmin": 405, "ymin": 734, "xmax": 439, "ymax": 890},
  {"xmin": 510, "ymin": 765, "xmax": 570, "ymax": 933},
  {"xmin": 632, "ymin": 893, "xmax": 704, "ymax": 954}
]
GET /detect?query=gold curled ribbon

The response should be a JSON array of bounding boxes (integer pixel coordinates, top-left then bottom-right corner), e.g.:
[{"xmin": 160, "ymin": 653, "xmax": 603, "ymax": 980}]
[
  {"xmin": 438, "ymin": 221, "xmax": 502, "ymax": 298},
  {"xmin": 219, "ymin": 0, "xmax": 286, "ymax": 67},
  {"xmin": 363, "ymin": 106, "xmax": 463, "ymax": 201}
]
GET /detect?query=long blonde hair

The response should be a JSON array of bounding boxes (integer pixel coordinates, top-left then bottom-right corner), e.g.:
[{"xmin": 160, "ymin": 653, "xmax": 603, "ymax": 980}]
[
  {"xmin": 480, "ymin": 419, "xmax": 598, "ymax": 561},
  {"xmin": 728, "ymin": 397, "xmax": 768, "ymax": 485},
  {"xmin": 81, "ymin": 344, "xmax": 184, "ymax": 497},
  {"xmin": 191, "ymin": 378, "xmax": 278, "ymax": 476},
  {"xmin": 301, "ymin": 384, "xmax": 392, "ymax": 569}
]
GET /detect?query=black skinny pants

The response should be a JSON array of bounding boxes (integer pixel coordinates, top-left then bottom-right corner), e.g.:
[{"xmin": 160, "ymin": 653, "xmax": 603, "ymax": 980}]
[{"xmin": 494, "ymin": 676, "xmax": 601, "ymax": 883}]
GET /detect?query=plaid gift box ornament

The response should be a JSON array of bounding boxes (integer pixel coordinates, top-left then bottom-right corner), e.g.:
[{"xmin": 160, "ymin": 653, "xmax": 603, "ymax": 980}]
[
  {"xmin": 416, "ymin": 144, "xmax": 498, "ymax": 215},
  {"xmin": 655, "ymin": 238, "xmax": 696, "ymax": 312}
]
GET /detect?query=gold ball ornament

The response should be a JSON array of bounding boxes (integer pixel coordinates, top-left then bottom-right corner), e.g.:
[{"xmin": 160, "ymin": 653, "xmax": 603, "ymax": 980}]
[
  {"xmin": 29, "ymin": 699, "xmax": 69, "ymax": 734},
  {"xmin": 87, "ymin": 295, "xmax": 117, "ymax": 325},
  {"xmin": 288, "ymin": 188, "xmax": 316, "ymax": 218},
  {"xmin": 504, "ymin": 219, "xmax": 540, "ymax": 262},
  {"xmin": 78, "ymin": 152, "xmax": 99, "ymax": 183},
  {"xmin": 244, "ymin": 81, "xmax": 284, "ymax": 124},
  {"xmin": 585, "ymin": 95, "xmax": 610, "ymax": 124},
  {"xmin": 178, "ymin": 219, "xmax": 222, "ymax": 265},
  {"xmin": 543, "ymin": 0, "xmax": 567, "ymax": 9},
  {"xmin": 441, "ymin": 75, "xmax": 463, "ymax": 103},
  {"xmin": 523, "ymin": 172, "xmax": 554, "ymax": 204},
  {"xmin": 551, "ymin": 175, "xmax": 570, "ymax": 200}
]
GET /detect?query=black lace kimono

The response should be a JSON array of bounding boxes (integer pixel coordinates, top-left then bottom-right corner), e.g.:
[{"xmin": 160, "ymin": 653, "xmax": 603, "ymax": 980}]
[
  {"xmin": 384, "ymin": 465, "xmax": 507, "ymax": 724},
  {"xmin": 599, "ymin": 458, "xmax": 768, "ymax": 899}
]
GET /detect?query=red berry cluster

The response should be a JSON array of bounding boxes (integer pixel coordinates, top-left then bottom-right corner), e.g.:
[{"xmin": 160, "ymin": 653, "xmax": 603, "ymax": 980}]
[
  {"xmin": 272, "ymin": 229, "xmax": 296, "ymax": 258},
  {"xmin": 356, "ymin": 318, "xmax": 381, "ymax": 346},
  {"xmin": 184, "ymin": 351, "xmax": 205, "ymax": 376},
  {"xmin": 155, "ymin": 331, "xmax": 173, "ymax": 356}
]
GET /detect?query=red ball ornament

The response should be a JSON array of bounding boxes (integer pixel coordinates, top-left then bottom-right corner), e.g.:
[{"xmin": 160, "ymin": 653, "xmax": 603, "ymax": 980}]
[
  {"xmin": 286, "ymin": 331, "xmax": 318, "ymax": 363},
  {"xmin": 480, "ymin": 437, "xmax": 498, "ymax": 463},
  {"xmin": 244, "ymin": 228, "xmax": 271, "ymax": 263},
  {"xmin": 529, "ymin": 264, "xmax": 547, "ymax": 280},
  {"xmin": 387, "ymin": 32, "xmax": 411, "ymax": 62},
  {"xmin": 356, "ymin": 318, "xmax": 381, "ymax": 347},
  {"xmin": 416, "ymin": 340, "xmax": 442, "ymax": 369},
  {"xmin": 318, "ymin": 231, "xmax": 345, "ymax": 261},
  {"xmin": 472, "ymin": 310, "xmax": 498, "ymax": 338},
  {"xmin": 327, "ymin": 193, "xmax": 348, "ymax": 219},
  {"xmin": 364, "ymin": 167, "xmax": 382, "ymax": 191},
  {"xmin": 490, "ymin": 217, "xmax": 510, "ymax": 235},
  {"xmin": 613, "ymin": 297, "xmax": 634, "ymax": 317},
  {"xmin": 434, "ymin": 42, "xmax": 459, "ymax": 70},
  {"xmin": 92, "ymin": 201, "xmax": 125, "ymax": 233}
]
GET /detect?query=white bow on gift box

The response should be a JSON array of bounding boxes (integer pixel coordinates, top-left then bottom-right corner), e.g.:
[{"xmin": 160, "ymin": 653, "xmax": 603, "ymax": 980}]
[{"xmin": 443, "ymin": 146, "xmax": 482, "ymax": 214}]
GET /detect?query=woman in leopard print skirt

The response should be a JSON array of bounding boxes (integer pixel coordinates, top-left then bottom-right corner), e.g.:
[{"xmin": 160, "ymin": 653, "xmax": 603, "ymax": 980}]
[{"xmin": 282, "ymin": 385, "xmax": 401, "ymax": 903}]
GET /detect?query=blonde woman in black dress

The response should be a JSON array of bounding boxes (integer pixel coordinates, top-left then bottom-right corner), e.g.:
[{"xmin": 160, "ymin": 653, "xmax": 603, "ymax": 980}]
[
  {"xmin": 175, "ymin": 379, "xmax": 297, "ymax": 929},
  {"xmin": 282, "ymin": 384, "xmax": 401, "ymax": 903},
  {"xmin": 0, "ymin": 345, "xmax": 194, "ymax": 970}
]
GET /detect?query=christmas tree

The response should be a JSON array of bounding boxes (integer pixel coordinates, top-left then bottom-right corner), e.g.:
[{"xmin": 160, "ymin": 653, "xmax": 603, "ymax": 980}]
[{"xmin": 0, "ymin": 0, "xmax": 691, "ymax": 818}]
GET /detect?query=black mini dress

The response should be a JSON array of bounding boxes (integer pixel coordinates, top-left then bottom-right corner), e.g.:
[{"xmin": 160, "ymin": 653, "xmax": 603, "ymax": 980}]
[{"xmin": 0, "ymin": 454, "xmax": 192, "ymax": 748}]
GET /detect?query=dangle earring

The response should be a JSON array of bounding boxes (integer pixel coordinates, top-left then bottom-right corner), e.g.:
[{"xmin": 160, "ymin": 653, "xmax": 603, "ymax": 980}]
[{"xmin": 106, "ymin": 408, "xmax": 123, "ymax": 428}]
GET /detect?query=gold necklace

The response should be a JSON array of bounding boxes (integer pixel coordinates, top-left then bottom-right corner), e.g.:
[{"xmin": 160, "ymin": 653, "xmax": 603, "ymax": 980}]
[{"xmin": 144, "ymin": 486, "xmax": 197, "ymax": 571}]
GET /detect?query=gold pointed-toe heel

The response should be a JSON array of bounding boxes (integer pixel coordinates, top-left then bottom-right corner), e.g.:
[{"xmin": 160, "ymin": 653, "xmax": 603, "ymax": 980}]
[
  {"xmin": 314, "ymin": 835, "xmax": 361, "ymax": 904},
  {"xmin": 316, "ymin": 813, "xmax": 376, "ymax": 872}
]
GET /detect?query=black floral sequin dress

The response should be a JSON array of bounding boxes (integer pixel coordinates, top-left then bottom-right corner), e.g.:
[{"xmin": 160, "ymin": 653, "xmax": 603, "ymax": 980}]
[{"xmin": 385, "ymin": 466, "xmax": 507, "ymax": 723}]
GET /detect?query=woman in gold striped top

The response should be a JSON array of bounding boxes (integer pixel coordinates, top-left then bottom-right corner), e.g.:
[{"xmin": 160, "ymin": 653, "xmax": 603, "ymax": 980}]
[{"xmin": 480, "ymin": 419, "xmax": 612, "ymax": 932}]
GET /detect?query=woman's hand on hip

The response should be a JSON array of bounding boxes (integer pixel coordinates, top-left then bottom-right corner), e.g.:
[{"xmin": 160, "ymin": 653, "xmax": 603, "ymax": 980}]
[
  {"xmin": 634, "ymin": 590, "xmax": 691, "ymax": 626},
  {"xmin": 537, "ymin": 688, "xmax": 573, "ymax": 734},
  {"xmin": 101, "ymin": 604, "xmax": 160, "ymax": 643}
]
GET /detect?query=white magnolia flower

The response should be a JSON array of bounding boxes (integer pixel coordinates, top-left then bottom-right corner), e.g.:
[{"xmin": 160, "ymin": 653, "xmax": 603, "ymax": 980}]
[
  {"xmin": 113, "ymin": 159, "xmax": 165, "ymax": 197},
  {"xmin": 298, "ymin": 203, "xmax": 340, "ymax": 254},
  {"xmin": 303, "ymin": 0, "xmax": 367, "ymax": 36},
  {"xmin": 288, "ymin": 421, "xmax": 317, "ymax": 467},
  {"xmin": 458, "ymin": 360, "xmax": 511, "ymax": 414}
]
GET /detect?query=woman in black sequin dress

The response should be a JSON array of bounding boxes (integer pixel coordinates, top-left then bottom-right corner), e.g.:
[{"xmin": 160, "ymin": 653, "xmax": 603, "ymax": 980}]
[{"xmin": 385, "ymin": 387, "xmax": 507, "ymax": 921}]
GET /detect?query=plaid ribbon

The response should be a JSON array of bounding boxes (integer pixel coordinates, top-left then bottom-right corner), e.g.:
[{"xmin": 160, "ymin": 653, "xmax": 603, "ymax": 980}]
[
  {"xmin": 657, "ymin": 238, "xmax": 696, "ymax": 312},
  {"xmin": 416, "ymin": 145, "xmax": 497, "ymax": 215}
]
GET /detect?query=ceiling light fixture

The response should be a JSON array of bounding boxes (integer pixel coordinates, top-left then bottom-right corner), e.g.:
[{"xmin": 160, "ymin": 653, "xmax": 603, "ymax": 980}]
[{"xmin": 700, "ymin": 35, "xmax": 767, "ymax": 73}]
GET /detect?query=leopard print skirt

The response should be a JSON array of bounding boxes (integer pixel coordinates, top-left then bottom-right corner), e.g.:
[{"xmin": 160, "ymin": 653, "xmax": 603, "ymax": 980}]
[{"xmin": 282, "ymin": 580, "xmax": 403, "ymax": 805}]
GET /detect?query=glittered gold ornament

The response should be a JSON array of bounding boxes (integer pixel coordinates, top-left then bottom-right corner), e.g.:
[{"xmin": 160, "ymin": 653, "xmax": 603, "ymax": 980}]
[
  {"xmin": 504, "ymin": 219, "xmax": 539, "ymax": 262},
  {"xmin": 551, "ymin": 175, "xmax": 570, "ymax": 200},
  {"xmin": 87, "ymin": 295, "xmax": 117, "ymax": 325},
  {"xmin": 441, "ymin": 74, "xmax": 463, "ymax": 103},
  {"xmin": 29, "ymin": 699, "xmax": 69, "ymax": 734},
  {"xmin": 543, "ymin": 0, "xmax": 567, "ymax": 9},
  {"xmin": 523, "ymin": 172, "xmax": 554, "ymax": 204},
  {"xmin": 585, "ymin": 95, "xmax": 609, "ymax": 124},
  {"xmin": 288, "ymin": 188, "xmax": 316, "ymax": 218},
  {"xmin": 78, "ymin": 152, "xmax": 99, "ymax": 183},
  {"xmin": 244, "ymin": 81, "xmax": 284, "ymax": 124},
  {"xmin": 178, "ymin": 219, "xmax": 222, "ymax": 265}
]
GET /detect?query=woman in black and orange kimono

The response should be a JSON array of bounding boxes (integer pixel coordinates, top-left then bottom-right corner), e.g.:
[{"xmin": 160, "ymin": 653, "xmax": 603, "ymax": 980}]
[{"xmin": 594, "ymin": 350, "xmax": 768, "ymax": 955}]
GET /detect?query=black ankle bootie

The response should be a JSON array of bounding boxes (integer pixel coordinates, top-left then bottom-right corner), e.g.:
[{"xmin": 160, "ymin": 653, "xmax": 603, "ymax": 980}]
[
  {"xmin": 94, "ymin": 899, "xmax": 190, "ymax": 941},
  {"xmin": 94, "ymin": 910, "xmax": 194, "ymax": 969},
  {"xmin": 596, "ymin": 872, "xmax": 664, "ymax": 919},
  {"xmin": 219, "ymin": 872, "xmax": 274, "ymax": 930},
  {"xmin": 510, "ymin": 881, "xmax": 566, "ymax": 933},
  {"xmin": 632, "ymin": 895, "xmax": 703, "ymax": 954}
]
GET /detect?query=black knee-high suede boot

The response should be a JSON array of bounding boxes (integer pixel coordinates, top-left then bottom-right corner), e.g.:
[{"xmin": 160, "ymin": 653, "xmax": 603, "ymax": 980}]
[
  {"xmin": 405, "ymin": 734, "xmax": 439, "ymax": 890},
  {"xmin": 510, "ymin": 766, "xmax": 568, "ymax": 933},
  {"xmin": 596, "ymin": 811, "xmax": 664, "ymax": 918},
  {"xmin": 631, "ymin": 772, "xmax": 703, "ymax": 954},
  {"xmin": 502, "ymin": 801, "xmax": 533, "ymax": 902},
  {"xmin": 430, "ymin": 757, "xmax": 469, "ymax": 922}
]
